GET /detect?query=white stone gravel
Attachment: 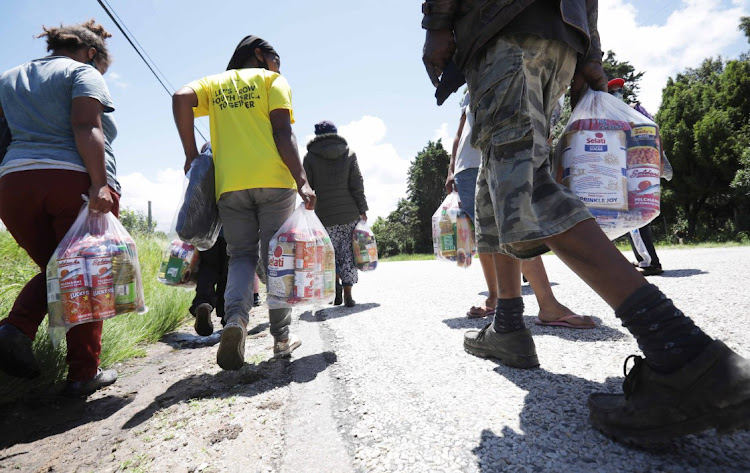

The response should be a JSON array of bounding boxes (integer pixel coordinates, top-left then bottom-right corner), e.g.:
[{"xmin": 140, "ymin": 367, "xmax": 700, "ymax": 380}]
[{"xmin": 295, "ymin": 247, "xmax": 750, "ymax": 473}]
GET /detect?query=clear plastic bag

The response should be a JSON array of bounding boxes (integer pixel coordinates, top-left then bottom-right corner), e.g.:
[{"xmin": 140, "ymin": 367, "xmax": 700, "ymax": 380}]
[
  {"xmin": 175, "ymin": 145, "xmax": 220, "ymax": 251},
  {"xmin": 157, "ymin": 239, "xmax": 199, "ymax": 287},
  {"xmin": 554, "ymin": 90, "xmax": 662, "ymax": 240},
  {"xmin": 352, "ymin": 219, "xmax": 378, "ymax": 271},
  {"xmin": 432, "ymin": 191, "xmax": 475, "ymax": 268},
  {"xmin": 47, "ymin": 203, "xmax": 147, "ymax": 347},
  {"xmin": 267, "ymin": 204, "xmax": 335, "ymax": 309}
]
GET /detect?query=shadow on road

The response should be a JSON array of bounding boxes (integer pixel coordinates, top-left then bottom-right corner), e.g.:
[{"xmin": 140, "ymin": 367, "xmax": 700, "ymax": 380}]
[
  {"xmin": 470, "ymin": 365, "xmax": 750, "ymax": 472},
  {"xmin": 0, "ymin": 394, "xmax": 135, "ymax": 449},
  {"xmin": 657, "ymin": 269, "xmax": 707, "ymax": 278},
  {"xmin": 121, "ymin": 351, "xmax": 337, "ymax": 430},
  {"xmin": 163, "ymin": 322, "xmax": 272, "ymax": 350},
  {"xmin": 442, "ymin": 315, "xmax": 627, "ymax": 342},
  {"xmin": 298, "ymin": 303, "xmax": 381, "ymax": 322}
]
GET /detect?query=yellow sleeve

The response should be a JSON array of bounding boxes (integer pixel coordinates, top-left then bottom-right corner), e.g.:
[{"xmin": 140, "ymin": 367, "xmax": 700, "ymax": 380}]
[
  {"xmin": 268, "ymin": 74, "xmax": 294, "ymax": 124},
  {"xmin": 186, "ymin": 77, "xmax": 210, "ymax": 118}
]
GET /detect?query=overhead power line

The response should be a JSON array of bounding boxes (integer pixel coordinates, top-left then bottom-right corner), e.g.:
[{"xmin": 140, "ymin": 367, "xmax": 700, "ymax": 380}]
[{"xmin": 96, "ymin": 0, "xmax": 208, "ymax": 142}]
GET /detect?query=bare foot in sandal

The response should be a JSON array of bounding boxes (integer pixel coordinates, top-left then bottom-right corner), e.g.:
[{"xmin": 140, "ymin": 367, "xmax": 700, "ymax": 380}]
[{"xmin": 536, "ymin": 301, "xmax": 596, "ymax": 329}]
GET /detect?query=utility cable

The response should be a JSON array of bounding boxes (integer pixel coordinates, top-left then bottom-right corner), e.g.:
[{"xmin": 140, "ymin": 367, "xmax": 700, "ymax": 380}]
[{"xmin": 96, "ymin": 0, "xmax": 208, "ymax": 142}]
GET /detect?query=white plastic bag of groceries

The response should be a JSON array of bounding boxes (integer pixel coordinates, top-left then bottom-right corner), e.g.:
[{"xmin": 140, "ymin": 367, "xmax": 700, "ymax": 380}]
[
  {"xmin": 47, "ymin": 202, "xmax": 147, "ymax": 348},
  {"xmin": 431, "ymin": 191, "xmax": 475, "ymax": 268},
  {"xmin": 156, "ymin": 238, "xmax": 200, "ymax": 288},
  {"xmin": 352, "ymin": 219, "xmax": 378, "ymax": 272},
  {"xmin": 267, "ymin": 204, "xmax": 335, "ymax": 310},
  {"xmin": 553, "ymin": 89, "xmax": 663, "ymax": 240},
  {"xmin": 175, "ymin": 145, "xmax": 221, "ymax": 250}
]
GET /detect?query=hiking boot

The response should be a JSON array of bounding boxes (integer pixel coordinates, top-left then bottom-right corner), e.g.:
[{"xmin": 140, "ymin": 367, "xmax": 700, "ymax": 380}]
[
  {"xmin": 193, "ymin": 303, "xmax": 214, "ymax": 336},
  {"xmin": 273, "ymin": 334, "xmax": 301, "ymax": 358},
  {"xmin": 61, "ymin": 368, "xmax": 118, "ymax": 397},
  {"xmin": 217, "ymin": 315, "xmax": 247, "ymax": 370},
  {"xmin": 588, "ymin": 340, "xmax": 750, "ymax": 447},
  {"xmin": 0, "ymin": 323, "xmax": 41, "ymax": 379},
  {"xmin": 333, "ymin": 283, "xmax": 343, "ymax": 306},
  {"xmin": 463, "ymin": 323, "xmax": 539, "ymax": 369},
  {"xmin": 638, "ymin": 265, "xmax": 664, "ymax": 276}
]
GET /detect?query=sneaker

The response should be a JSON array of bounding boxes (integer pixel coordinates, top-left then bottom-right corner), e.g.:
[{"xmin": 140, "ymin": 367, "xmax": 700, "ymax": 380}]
[
  {"xmin": 344, "ymin": 295, "xmax": 356, "ymax": 308},
  {"xmin": 588, "ymin": 340, "xmax": 750, "ymax": 447},
  {"xmin": 61, "ymin": 368, "xmax": 118, "ymax": 397},
  {"xmin": 253, "ymin": 293, "xmax": 262, "ymax": 307},
  {"xmin": 0, "ymin": 324, "xmax": 41, "ymax": 379},
  {"xmin": 638, "ymin": 266, "xmax": 664, "ymax": 276},
  {"xmin": 217, "ymin": 315, "xmax": 247, "ymax": 370},
  {"xmin": 463, "ymin": 323, "xmax": 539, "ymax": 369},
  {"xmin": 194, "ymin": 303, "xmax": 214, "ymax": 336},
  {"xmin": 273, "ymin": 334, "xmax": 302, "ymax": 358}
]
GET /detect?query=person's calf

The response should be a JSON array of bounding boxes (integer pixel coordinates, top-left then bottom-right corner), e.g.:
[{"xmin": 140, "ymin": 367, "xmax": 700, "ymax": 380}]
[{"xmin": 0, "ymin": 323, "xmax": 41, "ymax": 379}]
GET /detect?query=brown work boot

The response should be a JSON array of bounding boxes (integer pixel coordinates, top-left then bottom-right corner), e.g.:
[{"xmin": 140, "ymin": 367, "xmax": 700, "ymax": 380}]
[
  {"xmin": 463, "ymin": 323, "xmax": 539, "ymax": 369},
  {"xmin": 217, "ymin": 314, "xmax": 247, "ymax": 370},
  {"xmin": 588, "ymin": 340, "xmax": 750, "ymax": 447}
]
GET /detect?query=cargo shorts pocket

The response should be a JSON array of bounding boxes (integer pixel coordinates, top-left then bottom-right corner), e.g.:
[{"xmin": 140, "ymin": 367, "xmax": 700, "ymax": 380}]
[
  {"xmin": 489, "ymin": 117, "xmax": 533, "ymax": 163},
  {"xmin": 471, "ymin": 51, "xmax": 525, "ymax": 142}
]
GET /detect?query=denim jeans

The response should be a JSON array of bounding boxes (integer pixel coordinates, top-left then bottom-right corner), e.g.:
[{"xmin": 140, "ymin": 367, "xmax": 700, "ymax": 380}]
[
  {"xmin": 218, "ymin": 188, "xmax": 296, "ymax": 339},
  {"xmin": 454, "ymin": 167, "xmax": 479, "ymax": 223}
]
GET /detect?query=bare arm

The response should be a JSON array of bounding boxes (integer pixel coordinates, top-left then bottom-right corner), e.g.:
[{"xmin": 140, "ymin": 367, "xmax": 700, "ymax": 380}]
[
  {"xmin": 269, "ymin": 108, "xmax": 316, "ymax": 209},
  {"xmin": 446, "ymin": 111, "xmax": 466, "ymax": 193},
  {"xmin": 71, "ymin": 96, "xmax": 113, "ymax": 213},
  {"xmin": 172, "ymin": 86, "xmax": 199, "ymax": 174}
]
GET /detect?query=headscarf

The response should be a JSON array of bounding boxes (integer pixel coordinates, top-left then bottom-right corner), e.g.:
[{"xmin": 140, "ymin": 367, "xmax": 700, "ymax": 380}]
[{"xmin": 226, "ymin": 35, "xmax": 278, "ymax": 71}]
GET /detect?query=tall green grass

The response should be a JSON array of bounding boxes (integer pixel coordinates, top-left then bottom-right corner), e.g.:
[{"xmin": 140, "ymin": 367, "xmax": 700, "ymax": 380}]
[{"xmin": 0, "ymin": 232, "xmax": 193, "ymax": 403}]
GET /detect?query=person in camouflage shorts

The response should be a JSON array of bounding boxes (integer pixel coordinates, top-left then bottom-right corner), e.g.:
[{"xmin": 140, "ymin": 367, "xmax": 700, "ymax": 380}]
[
  {"xmin": 422, "ymin": 0, "xmax": 750, "ymax": 447},
  {"xmin": 468, "ymin": 34, "xmax": 591, "ymax": 259}
]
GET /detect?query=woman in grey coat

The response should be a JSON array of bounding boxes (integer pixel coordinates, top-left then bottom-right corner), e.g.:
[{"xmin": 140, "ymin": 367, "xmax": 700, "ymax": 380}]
[{"xmin": 303, "ymin": 121, "xmax": 368, "ymax": 307}]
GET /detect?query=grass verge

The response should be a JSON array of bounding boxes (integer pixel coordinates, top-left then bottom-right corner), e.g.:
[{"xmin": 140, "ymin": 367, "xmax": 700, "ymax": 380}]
[{"xmin": 0, "ymin": 232, "xmax": 193, "ymax": 404}]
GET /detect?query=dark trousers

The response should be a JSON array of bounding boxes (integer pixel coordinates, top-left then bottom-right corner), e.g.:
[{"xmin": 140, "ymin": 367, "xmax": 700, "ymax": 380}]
[
  {"xmin": 0, "ymin": 170, "xmax": 120, "ymax": 381},
  {"xmin": 628, "ymin": 223, "xmax": 661, "ymax": 268},
  {"xmin": 190, "ymin": 236, "xmax": 228, "ymax": 320}
]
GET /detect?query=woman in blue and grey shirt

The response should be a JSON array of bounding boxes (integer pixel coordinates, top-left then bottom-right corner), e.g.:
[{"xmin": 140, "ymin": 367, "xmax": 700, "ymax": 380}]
[{"xmin": 0, "ymin": 20, "xmax": 121, "ymax": 396}]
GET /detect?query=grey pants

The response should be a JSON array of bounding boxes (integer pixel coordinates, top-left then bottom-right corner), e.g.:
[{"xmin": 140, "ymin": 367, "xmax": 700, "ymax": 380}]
[{"xmin": 218, "ymin": 188, "xmax": 296, "ymax": 339}]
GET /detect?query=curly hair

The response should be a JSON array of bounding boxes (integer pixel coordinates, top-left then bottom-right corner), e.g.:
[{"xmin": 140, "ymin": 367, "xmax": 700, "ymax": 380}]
[{"xmin": 37, "ymin": 19, "xmax": 113, "ymax": 67}]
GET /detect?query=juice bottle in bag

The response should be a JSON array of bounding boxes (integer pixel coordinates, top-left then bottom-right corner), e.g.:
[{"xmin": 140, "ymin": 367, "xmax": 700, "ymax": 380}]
[
  {"xmin": 456, "ymin": 210, "xmax": 473, "ymax": 268},
  {"xmin": 439, "ymin": 210, "xmax": 457, "ymax": 260}
]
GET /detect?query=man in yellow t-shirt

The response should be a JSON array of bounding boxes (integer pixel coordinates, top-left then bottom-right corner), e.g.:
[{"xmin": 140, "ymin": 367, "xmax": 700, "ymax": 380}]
[{"xmin": 173, "ymin": 35, "xmax": 315, "ymax": 370}]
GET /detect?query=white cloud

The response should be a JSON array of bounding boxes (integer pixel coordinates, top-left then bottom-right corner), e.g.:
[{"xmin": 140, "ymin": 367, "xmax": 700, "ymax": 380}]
[
  {"xmin": 118, "ymin": 168, "xmax": 185, "ymax": 232},
  {"xmin": 338, "ymin": 116, "xmax": 411, "ymax": 221},
  {"xmin": 598, "ymin": 0, "xmax": 750, "ymax": 112},
  {"xmin": 433, "ymin": 122, "xmax": 453, "ymax": 147},
  {"xmin": 107, "ymin": 71, "xmax": 130, "ymax": 89}
]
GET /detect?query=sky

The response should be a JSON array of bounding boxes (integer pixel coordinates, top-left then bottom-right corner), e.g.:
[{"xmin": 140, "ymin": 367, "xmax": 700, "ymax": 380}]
[{"xmin": 1, "ymin": 0, "xmax": 748, "ymax": 231}]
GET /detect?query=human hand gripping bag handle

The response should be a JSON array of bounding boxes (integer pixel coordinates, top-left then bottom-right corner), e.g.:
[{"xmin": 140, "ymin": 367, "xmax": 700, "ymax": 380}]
[
  {"xmin": 431, "ymin": 191, "xmax": 476, "ymax": 268},
  {"xmin": 553, "ymin": 89, "xmax": 662, "ymax": 240},
  {"xmin": 267, "ymin": 204, "xmax": 335, "ymax": 310},
  {"xmin": 352, "ymin": 219, "xmax": 378, "ymax": 271},
  {"xmin": 175, "ymin": 145, "xmax": 221, "ymax": 250},
  {"xmin": 47, "ymin": 202, "xmax": 147, "ymax": 347}
]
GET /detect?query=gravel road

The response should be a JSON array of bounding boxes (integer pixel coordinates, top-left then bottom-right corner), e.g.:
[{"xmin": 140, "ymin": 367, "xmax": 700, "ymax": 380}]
[
  {"xmin": 287, "ymin": 246, "xmax": 750, "ymax": 473},
  {"xmin": 1, "ymin": 247, "xmax": 748, "ymax": 473}
]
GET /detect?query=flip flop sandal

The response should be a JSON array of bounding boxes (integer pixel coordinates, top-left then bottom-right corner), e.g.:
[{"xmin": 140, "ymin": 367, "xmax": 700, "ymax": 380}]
[
  {"xmin": 466, "ymin": 306, "xmax": 495, "ymax": 319},
  {"xmin": 534, "ymin": 314, "xmax": 596, "ymax": 329}
]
